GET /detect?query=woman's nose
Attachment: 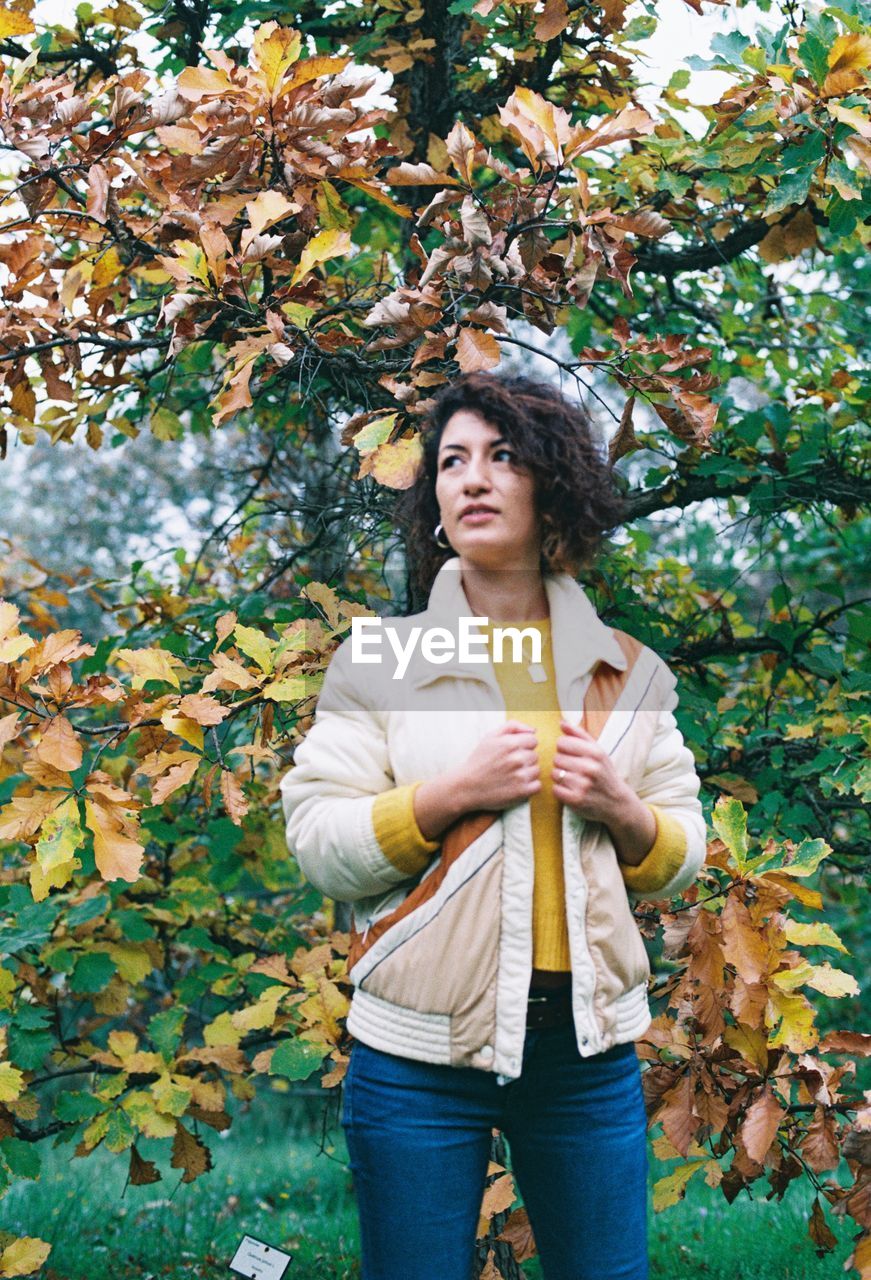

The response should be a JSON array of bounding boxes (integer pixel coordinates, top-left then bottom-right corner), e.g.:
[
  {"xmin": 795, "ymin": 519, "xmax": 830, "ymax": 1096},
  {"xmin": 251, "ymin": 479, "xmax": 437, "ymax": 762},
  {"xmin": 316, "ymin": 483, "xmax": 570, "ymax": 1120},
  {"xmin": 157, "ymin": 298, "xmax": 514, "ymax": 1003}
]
[{"xmin": 462, "ymin": 455, "xmax": 491, "ymax": 488}]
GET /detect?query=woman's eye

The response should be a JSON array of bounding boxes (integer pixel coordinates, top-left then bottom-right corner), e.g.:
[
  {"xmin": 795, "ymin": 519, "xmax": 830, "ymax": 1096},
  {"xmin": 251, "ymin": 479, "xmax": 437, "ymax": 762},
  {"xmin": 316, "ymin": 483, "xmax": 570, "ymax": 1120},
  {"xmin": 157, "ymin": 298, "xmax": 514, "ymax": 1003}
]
[{"xmin": 494, "ymin": 447, "xmax": 516, "ymax": 462}]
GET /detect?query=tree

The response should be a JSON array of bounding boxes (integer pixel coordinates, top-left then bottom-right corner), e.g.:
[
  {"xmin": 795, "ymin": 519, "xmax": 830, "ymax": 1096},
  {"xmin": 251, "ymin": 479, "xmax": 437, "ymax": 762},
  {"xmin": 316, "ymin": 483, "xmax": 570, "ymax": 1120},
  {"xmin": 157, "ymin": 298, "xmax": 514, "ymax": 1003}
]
[{"xmin": 0, "ymin": 0, "xmax": 869, "ymax": 1275}]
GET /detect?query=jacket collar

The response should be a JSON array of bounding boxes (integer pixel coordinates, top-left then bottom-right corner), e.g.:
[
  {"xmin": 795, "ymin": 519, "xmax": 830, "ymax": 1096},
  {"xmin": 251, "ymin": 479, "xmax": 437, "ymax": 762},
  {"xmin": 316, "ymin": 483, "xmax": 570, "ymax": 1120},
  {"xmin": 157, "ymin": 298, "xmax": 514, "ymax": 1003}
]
[{"xmin": 407, "ymin": 556, "xmax": 627, "ymax": 709}]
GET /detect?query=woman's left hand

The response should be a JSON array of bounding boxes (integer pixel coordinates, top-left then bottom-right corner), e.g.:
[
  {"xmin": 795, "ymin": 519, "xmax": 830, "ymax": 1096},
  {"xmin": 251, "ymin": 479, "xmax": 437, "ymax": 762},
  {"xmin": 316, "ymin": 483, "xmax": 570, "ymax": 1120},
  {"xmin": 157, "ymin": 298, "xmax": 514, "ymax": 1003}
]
[{"xmin": 550, "ymin": 718, "xmax": 633, "ymax": 825}]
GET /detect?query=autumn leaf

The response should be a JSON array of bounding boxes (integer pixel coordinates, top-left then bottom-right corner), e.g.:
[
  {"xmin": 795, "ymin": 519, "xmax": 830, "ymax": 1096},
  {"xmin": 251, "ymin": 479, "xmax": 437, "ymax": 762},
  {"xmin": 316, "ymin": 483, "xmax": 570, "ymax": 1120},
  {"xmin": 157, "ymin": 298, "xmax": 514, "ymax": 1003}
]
[
  {"xmin": 0, "ymin": 1237, "xmax": 52, "ymax": 1278},
  {"xmin": 0, "ymin": 10, "xmax": 35, "ymax": 37},
  {"xmin": 84, "ymin": 795, "xmax": 145, "ymax": 884},
  {"xmin": 357, "ymin": 435, "xmax": 424, "ymax": 488},
  {"xmin": 170, "ymin": 1120, "xmax": 213, "ymax": 1183},
  {"xmin": 456, "ymin": 328, "xmax": 501, "ymax": 372},
  {"xmin": 652, "ymin": 1159, "xmax": 706, "ymax": 1211},
  {"xmin": 129, "ymin": 1144, "xmax": 162, "ymax": 1185},
  {"xmin": 35, "ymin": 714, "xmax": 82, "ymax": 772},
  {"xmin": 151, "ymin": 757, "xmax": 199, "ymax": 805},
  {"xmin": 445, "ymin": 120, "xmax": 478, "ymax": 183},
  {"xmin": 290, "ymin": 228, "xmax": 353, "ymax": 287},
  {"xmin": 251, "ymin": 22, "xmax": 302, "ymax": 100},
  {"xmin": 35, "ymin": 795, "xmax": 83, "ymax": 872},
  {"xmin": 113, "ymin": 647, "xmax": 185, "ymax": 690},
  {"xmin": 739, "ymin": 1085, "xmax": 785, "ymax": 1163},
  {"xmin": 220, "ymin": 769, "xmax": 249, "ymax": 825}
]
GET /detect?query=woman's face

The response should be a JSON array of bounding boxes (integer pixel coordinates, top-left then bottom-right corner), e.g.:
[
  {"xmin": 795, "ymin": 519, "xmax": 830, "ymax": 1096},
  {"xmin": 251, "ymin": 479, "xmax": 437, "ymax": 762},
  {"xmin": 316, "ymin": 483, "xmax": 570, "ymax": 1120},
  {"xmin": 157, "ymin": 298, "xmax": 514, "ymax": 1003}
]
[{"xmin": 434, "ymin": 408, "xmax": 542, "ymax": 570}]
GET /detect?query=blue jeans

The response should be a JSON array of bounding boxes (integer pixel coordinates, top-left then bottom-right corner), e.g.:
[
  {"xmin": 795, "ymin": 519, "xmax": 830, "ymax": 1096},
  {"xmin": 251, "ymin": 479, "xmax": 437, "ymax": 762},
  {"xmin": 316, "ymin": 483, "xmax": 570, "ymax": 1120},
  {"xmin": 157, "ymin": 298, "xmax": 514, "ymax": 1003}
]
[{"xmin": 341, "ymin": 1020, "xmax": 648, "ymax": 1280}]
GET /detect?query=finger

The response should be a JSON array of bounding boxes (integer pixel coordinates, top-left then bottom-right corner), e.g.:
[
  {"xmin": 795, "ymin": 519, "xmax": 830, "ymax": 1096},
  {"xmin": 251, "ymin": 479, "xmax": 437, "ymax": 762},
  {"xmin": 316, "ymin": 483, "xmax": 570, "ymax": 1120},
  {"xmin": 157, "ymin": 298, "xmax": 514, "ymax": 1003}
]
[
  {"xmin": 560, "ymin": 718, "xmax": 593, "ymax": 737},
  {"xmin": 503, "ymin": 720, "xmax": 538, "ymax": 734},
  {"xmin": 555, "ymin": 735, "xmax": 595, "ymax": 757}
]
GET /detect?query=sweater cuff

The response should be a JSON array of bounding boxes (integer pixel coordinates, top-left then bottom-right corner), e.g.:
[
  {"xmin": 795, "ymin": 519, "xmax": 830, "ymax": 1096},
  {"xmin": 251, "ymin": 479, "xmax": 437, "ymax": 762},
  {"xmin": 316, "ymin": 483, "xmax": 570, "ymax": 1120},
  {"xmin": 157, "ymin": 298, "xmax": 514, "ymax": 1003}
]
[
  {"xmin": 619, "ymin": 803, "xmax": 688, "ymax": 897},
  {"xmin": 372, "ymin": 782, "xmax": 440, "ymax": 877}
]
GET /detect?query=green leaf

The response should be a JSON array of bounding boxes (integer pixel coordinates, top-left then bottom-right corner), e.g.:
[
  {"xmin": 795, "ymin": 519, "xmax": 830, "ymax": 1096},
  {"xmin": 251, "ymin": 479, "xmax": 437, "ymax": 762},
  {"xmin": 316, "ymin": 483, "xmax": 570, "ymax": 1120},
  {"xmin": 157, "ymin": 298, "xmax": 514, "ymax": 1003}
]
[
  {"xmin": 7, "ymin": 1028, "xmax": 53, "ymax": 1071},
  {"xmin": 750, "ymin": 837, "xmax": 831, "ymax": 878},
  {"xmin": 711, "ymin": 795, "xmax": 750, "ymax": 873},
  {"xmin": 0, "ymin": 1137, "xmax": 41, "ymax": 1179},
  {"xmin": 70, "ymin": 950, "xmax": 116, "ymax": 994},
  {"xmin": 799, "ymin": 31, "xmax": 830, "ymax": 84},
  {"xmin": 764, "ymin": 167, "xmax": 815, "ymax": 216},
  {"xmin": 269, "ymin": 1036, "xmax": 326, "ymax": 1081},
  {"xmin": 148, "ymin": 1006, "xmax": 187, "ymax": 1061},
  {"xmin": 54, "ymin": 1091, "xmax": 108, "ymax": 1122}
]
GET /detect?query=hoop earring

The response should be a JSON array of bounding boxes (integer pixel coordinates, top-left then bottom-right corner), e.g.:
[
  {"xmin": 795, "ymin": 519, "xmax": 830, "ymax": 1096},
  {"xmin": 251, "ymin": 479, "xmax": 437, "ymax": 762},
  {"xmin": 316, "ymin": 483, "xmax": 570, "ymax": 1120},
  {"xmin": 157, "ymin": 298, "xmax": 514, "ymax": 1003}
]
[{"xmin": 433, "ymin": 522, "xmax": 452, "ymax": 550}]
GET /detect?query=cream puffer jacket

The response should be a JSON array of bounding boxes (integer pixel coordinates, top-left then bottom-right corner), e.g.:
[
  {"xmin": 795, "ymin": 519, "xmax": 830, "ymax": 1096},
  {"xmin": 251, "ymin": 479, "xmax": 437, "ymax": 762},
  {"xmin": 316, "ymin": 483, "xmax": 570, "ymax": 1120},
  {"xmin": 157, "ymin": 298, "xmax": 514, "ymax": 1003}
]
[{"xmin": 280, "ymin": 558, "xmax": 707, "ymax": 1084}]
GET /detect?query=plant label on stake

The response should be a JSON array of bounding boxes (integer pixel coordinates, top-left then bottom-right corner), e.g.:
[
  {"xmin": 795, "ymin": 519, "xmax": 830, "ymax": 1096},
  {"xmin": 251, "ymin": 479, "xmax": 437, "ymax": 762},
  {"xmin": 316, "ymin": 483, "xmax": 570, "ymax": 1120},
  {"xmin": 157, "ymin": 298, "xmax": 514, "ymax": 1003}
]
[{"xmin": 229, "ymin": 1234, "xmax": 292, "ymax": 1280}]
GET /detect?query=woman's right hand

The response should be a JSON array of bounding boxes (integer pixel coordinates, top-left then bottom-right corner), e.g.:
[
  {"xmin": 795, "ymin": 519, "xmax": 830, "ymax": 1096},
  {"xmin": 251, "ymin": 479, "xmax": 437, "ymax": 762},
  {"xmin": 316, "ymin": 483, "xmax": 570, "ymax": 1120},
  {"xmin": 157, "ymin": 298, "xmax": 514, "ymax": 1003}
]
[
  {"xmin": 454, "ymin": 720, "xmax": 542, "ymax": 811},
  {"xmin": 413, "ymin": 722, "xmax": 541, "ymax": 841}
]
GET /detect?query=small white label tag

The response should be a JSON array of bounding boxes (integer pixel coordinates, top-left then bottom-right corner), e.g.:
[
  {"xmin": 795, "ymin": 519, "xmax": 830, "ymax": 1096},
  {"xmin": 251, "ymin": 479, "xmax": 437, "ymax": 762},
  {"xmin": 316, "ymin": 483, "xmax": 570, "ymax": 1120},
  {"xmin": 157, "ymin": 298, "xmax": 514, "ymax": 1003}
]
[
  {"xmin": 229, "ymin": 1235, "xmax": 292, "ymax": 1280},
  {"xmin": 527, "ymin": 663, "xmax": 547, "ymax": 683}
]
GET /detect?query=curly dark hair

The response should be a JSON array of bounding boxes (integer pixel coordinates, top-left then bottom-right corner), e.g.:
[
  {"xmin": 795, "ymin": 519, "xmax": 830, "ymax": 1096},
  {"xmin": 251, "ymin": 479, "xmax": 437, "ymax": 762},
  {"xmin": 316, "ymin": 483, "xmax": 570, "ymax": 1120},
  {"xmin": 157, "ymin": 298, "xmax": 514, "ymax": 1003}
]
[{"xmin": 394, "ymin": 370, "xmax": 628, "ymax": 603}]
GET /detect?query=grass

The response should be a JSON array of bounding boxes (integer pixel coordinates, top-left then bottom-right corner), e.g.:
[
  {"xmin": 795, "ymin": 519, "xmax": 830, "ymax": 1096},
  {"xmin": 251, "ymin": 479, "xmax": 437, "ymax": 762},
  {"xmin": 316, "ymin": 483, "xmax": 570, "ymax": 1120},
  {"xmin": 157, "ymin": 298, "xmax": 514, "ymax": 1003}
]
[{"xmin": 3, "ymin": 1083, "xmax": 856, "ymax": 1280}]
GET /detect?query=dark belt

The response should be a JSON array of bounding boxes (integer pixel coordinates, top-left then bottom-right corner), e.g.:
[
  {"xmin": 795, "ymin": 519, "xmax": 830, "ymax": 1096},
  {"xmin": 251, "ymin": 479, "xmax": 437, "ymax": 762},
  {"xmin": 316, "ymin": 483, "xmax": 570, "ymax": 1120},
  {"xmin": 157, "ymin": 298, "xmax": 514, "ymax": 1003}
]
[{"xmin": 526, "ymin": 985, "xmax": 574, "ymax": 1030}]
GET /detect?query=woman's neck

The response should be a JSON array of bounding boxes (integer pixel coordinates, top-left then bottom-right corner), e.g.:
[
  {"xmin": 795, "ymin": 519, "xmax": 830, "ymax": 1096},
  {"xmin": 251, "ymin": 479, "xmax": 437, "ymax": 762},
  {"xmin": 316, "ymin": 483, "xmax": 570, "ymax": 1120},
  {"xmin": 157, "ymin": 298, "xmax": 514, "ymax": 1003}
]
[{"xmin": 459, "ymin": 564, "xmax": 550, "ymax": 623}]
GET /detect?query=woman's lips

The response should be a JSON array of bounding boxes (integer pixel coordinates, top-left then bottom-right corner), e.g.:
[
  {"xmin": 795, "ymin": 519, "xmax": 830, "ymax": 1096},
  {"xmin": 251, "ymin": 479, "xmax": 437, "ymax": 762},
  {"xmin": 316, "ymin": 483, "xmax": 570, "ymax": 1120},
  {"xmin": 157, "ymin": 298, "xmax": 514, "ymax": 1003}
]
[{"xmin": 460, "ymin": 509, "xmax": 498, "ymax": 524}]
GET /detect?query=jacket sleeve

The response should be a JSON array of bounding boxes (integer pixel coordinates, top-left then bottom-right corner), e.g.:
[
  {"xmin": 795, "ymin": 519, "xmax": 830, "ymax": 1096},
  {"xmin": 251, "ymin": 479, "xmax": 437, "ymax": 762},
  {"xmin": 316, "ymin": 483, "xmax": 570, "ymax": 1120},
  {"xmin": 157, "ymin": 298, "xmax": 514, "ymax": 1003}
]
[
  {"xmin": 619, "ymin": 665, "xmax": 707, "ymax": 900},
  {"xmin": 279, "ymin": 637, "xmax": 438, "ymax": 903}
]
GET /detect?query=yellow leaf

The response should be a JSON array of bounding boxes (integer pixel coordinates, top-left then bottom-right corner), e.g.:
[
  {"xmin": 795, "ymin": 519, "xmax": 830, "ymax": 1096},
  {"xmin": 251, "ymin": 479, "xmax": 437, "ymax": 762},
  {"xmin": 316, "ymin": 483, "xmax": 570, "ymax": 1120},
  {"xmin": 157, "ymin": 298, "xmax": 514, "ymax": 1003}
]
[
  {"xmin": 114, "ymin": 646, "xmax": 185, "ymax": 690},
  {"xmin": 122, "ymin": 1090, "xmax": 177, "ymax": 1138},
  {"xmin": 93, "ymin": 246, "xmax": 123, "ymax": 289},
  {"xmin": 29, "ymin": 855, "xmax": 78, "ymax": 901},
  {"xmin": 766, "ymin": 987, "xmax": 818, "ymax": 1053},
  {"xmin": 160, "ymin": 708, "xmax": 204, "ymax": 751},
  {"xmin": 724, "ymin": 1023, "xmax": 769, "ymax": 1072},
  {"xmin": 351, "ymin": 413, "xmax": 399, "ymax": 454},
  {"xmin": 230, "ymin": 985, "xmax": 286, "ymax": 1032},
  {"xmin": 783, "ymin": 920, "xmax": 848, "ymax": 953},
  {"xmin": 357, "ymin": 434, "xmax": 424, "ymax": 489},
  {"xmin": 0, "ymin": 9, "xmax": 35, "ymax": 37},
  {"xmin": 233, "ymin": 624, "xmax": 275, "ymax": 673},
  {"xmin": 251, "ymin": 21, "xmax": 302, "ymax": 99},
  {"xmin": 827, "ymin": 32, "xmax": 871, "ymax": 74},
  {"xmin": 261, "ymin": 676, "xmax": 307, "ymax": 702},
  {"xmin": 286, "ymin": 54, "xmax": 352, "ymax": 91},
  {"xmin": 176, "ymin": 65, "xmax": 239, "ymax": 99},
  {"xmin": 0, "ymin": 600, "xmax": 34, "ymax": 663},
  {"xmin": 0, "ymin": 1063, "xmax": 25, "ymax": 1103},
  {"xmin": 652, "ymin": 1161, "xmax": 706, "ymax": 1211},
  {"xmin": 35, "ymin": 796, "xmax": 83, "ymax": 872},
  {"xmin": 150, "ymin": 407, "xmax": 184, "ymax": 440},
  {"xmin": 171, "ymin": 240, "xmax": 210, "ymax": 286},
  {"xmin": 204, "ymin": 1010, "xmax": 242, "ymax": 1047},
  {"xmin": 0, "ymin": 1238, "xmax": 52, "ymax": 1278},
  {"xmin": 805, "ymin": 962, "xmax": 860, "ymax": 998},
  {"xmin": 107, "ymin": 942, "xmax": 154, "ymax": 984},
  {"xmin": 290, "ymin": 228, "xmax": 353, "ymax": 286}
]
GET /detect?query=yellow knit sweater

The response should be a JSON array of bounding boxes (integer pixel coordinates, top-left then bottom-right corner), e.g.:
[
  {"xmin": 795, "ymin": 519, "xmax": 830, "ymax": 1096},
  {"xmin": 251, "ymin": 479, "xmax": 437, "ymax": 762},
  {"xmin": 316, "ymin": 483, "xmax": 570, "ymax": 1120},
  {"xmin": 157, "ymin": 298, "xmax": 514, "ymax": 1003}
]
[{"xmin": 370, "ymin": 618, "xmax": 688, "ymax": 969}]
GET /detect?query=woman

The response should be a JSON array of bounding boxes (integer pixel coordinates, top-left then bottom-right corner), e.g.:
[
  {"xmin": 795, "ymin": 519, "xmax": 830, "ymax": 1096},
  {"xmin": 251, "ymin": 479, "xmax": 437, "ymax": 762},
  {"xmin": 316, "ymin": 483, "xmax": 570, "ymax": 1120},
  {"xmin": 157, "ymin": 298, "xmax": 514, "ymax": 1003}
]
[{"xmin": 280, "ymin": 371, "xmax": 707, "ymax": 1280}]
